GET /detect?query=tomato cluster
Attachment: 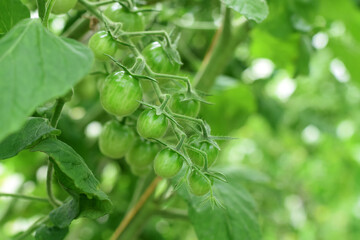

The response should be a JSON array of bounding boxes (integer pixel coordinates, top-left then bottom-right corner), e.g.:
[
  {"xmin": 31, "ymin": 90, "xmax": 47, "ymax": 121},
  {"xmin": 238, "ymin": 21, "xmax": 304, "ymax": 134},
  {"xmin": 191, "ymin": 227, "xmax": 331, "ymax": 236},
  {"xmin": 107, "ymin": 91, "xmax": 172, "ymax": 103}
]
[{"xmin": 83, "ymin": 3, "xmax": 221, "ymax": 197}]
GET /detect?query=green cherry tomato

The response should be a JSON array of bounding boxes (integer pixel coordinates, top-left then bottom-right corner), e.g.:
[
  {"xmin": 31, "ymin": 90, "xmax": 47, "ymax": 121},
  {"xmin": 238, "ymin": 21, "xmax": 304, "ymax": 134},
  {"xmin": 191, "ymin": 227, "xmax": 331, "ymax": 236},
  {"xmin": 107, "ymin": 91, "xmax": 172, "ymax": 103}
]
[
  {"xmin": 104, "ymin": 4, "xmax": 145, "ymax": 32},
  {"xmin": 187, "ymin": 140, "xmax": 218, "ymax": 167},
  {"xmin": 126, "ymin": 140, "xmax": 159, "ymax": 168},
  {"xmin": 153, "ymin": 148, "xmax": 183, "ymax": 178},
  {"xmin": 142, "ymin": 42, "xmax": 180, "ymax": 74},
  {"xmin": 88, "ymin": 31, "xmax": 118, "ymax": 61},
  {"xmin": 187, "ymin": 170, "xmax": 211, "ymax": 196},
  {"xmin": 100, "ymin": 71, "xmax": 142, "ymax": 117},
  {"xmin": 50, "ymin": 0, "xmax": 77, "ymax": 14},
  {"xmin": 137, "ymin": 109, "xmax": 168, "ymax": 139},
  {"xmin": 130, "ymin": 164, "xmax": 152, "ymax": 177},
  {"xmin": 99, "ymin": 120, "xmax": 135, "ymax": 159},
  {"xmin": 170, "ymin": 93, "xmax": 201, "ymax": 117}
]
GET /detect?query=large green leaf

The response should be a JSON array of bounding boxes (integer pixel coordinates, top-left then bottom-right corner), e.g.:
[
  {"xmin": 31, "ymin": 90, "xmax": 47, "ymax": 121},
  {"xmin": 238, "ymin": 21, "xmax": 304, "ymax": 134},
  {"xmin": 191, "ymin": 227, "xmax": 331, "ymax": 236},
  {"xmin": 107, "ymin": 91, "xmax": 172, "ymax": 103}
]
[
  {"xmin": 183, "ymin": 168, "xmax": 261, "ymax": 240},
  {"xmin": 35, "ymin": 225, "xmax": 69, "ymax": 240},
  {"xmin": 31, "ymin": 139, "xmax": 112, "ymax": 218},
  {"xmin": 221, "ymin": 0, "xmax": 269, "ymax": 23},
  {"xmin": 0, "ymin": 117, "xmax": 60, "ymax": 160},
  {"xmin": 0, "ymin": 0, "xmax": 30, "ymax": 35},
  {"xmin": 0, "ymin": 19, "xmax": 93, "ymax": 142}
]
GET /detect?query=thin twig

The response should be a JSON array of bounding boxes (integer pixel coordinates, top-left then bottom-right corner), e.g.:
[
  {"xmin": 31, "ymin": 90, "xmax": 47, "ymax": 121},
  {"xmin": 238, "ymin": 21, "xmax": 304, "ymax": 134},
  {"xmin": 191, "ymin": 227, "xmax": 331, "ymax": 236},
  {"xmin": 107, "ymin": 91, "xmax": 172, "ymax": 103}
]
[
  {"xmin": 0, "ymin": 193, "xmax": 49, "ymax": 203},
  {"xmin": 46, "ymin": 160, "xmax": 62, "ymax": 207},
  {"xmin": 110, "ymin": 176, "xmax": 162, "ymax": 240},
  {"xmin": 13, "ymin": 216, "xmax": 49, "ymax": 240},
  {"xmin": 155, "ymin": 209, "xmax": 188, "ymax": 220}
]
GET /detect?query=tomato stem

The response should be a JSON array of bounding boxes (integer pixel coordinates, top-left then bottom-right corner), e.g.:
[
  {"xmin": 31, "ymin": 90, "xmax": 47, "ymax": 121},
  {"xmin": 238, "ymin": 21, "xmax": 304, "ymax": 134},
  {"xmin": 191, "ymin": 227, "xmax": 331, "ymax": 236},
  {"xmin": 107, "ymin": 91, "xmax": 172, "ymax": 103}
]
[
  {"xmin": 155, "ymin": 209, "xmax": 188, "ymax": 220},
  {"xmin": 110, "ymin": 176, "xmax": 162, "ymax": 240},
  {"xmin": 194, "ymin": 7, "xmax": 248, "ymax": 91},
  {"xmin": 89, "ymin": 0, "xmax": 117, "ymax": 7},
  {"xmin": 13, "ymin": 216, "xmax": 49, "ymax": 240},
  {"xmin": 159, "ymin": 95, "xmax": 170, "ymax": 111},
  {"xmin": 47, "ymin": 98, "xmax": 66, "ymax": 207},
  {"xmin": 46, "ymin": 160, "xmax": 62, "ymax": 207},
  {"xmin": 175, "ymin": 134, "xmax": 186, "ymax": 151},
  {"xmin": 50, "ymin": 98, "xmax": 65, "ymax": 127},
  {"xmin": 0, "ymin": 193, "xmax": 49, "ymax": 203},
  {"xmin": 43, "ymin": 0, "xmax": 56, "ymax": 28},
  {"xmin": 79, "ymin": 0, "xmax": 107, "ymax": 22},
  {"xmin": 120, "ymin": 30, "xmax": 172, "ymax": 47}
]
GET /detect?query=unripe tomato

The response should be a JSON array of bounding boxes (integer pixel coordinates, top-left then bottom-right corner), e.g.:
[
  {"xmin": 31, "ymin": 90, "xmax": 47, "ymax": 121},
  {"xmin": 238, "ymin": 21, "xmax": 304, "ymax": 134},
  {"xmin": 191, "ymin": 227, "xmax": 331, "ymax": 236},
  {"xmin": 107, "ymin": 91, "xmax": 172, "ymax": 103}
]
[
  {"xmin": 187, "ymin": 170, "xmax": 211, "ymax": 196},
  {"xmin": 104, "ymin": 4, "xmax": 145, "ymax": 32},
  {"xmin": 187, "ymin": 140, "xmax": 218, "ymax": 167},
  {"xmin": 130, "ymin": 164, "xmax": 151, "ymax": 177},
  {"xmin": 169, "ymin": 93, "xmax": 201, "ymax": 117},
  {"xmin": 153, "ymin": 148, "xmax": 183, "ymax": 178},
  {"xmin": 50, "ymin": 0, "xmax": 77, "ymax": 14},
  {"xmin": 100, "ymin": 71, "xmax": 142, "ymax": 117},
  {"xmin": 99, "ymin": 120, "xmax": 135, "ymax": 159},
  {"xmin": 142, "ymin": 42, "xmax": 180, "ymax": 74},
  {"xmin": 126, "ymin": 140, "xmax": 159, "ymax": 168},
  {"xmin": 88, "ymin": 31, "xmax": 117, "ymax": 61},
  {"xmin": 136, "ymin": 109, "xmax": 168, "ymax": 139}
]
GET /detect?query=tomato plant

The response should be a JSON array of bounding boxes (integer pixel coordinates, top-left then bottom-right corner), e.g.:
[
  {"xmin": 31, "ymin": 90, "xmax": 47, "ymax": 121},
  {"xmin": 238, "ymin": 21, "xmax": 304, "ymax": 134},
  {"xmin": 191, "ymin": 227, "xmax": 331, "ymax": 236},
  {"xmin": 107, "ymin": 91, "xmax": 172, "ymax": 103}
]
[{"xmin": 3, "ymin": 0, "xmax": 359, "ymax": 240}]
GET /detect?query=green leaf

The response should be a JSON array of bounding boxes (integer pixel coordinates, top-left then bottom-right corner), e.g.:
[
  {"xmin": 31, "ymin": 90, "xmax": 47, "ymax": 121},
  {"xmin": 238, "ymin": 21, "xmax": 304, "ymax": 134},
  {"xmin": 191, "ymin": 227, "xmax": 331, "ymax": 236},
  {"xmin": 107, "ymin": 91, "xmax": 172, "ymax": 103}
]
[
  {"xmin": 50, "ymin": 198, "xmax": 80, "ymax": 228},
  {"xmin": 36, "ymin": 0, "xmax": 47, "ymax": 21},
  {"xmin": 31, "ymin": 138, "xmax": 112, "ymax": 219},
  {"xmin": 35, "ymin": 225, "xmax": 69, "ymax": 240},
  {"xmin": 0, "ymin": 0, "xmax": 30, "ymax": 35},
  {"xmin": 0, "ymin": 19, "xmax": 94, "ymax": 142},
  {"xmin": 185, "ymin": 168, "xmax": 261, "ymax": 240},
  {"xmin": 221, "ymin": 0, "xmax": 269, "ymax": 23},
  {"xmin": 0, "ymin": 117, "xmax": 60, "ymax": 160}
]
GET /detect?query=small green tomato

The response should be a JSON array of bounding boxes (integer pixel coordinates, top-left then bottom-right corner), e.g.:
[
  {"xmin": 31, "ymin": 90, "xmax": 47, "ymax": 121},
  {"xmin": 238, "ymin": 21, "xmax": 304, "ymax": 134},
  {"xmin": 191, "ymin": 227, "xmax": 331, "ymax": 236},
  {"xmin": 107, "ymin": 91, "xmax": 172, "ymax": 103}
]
[
  {"xmin": 136, "ymin": 109, "xmax": 168, "ymax": 139},
  {"xmin": 153, "ymin": 148, "xmax": 183, "ymax": 178},
  {"xmin": 98, "ymin": 120, "xmax": 135, "ymax": 159},
  {"xmin": 187, "ymin": 170, "xmax": 211, "ymax": 196},
  {"xmin": 170, "ymin": 93, "xmax": 201, "ymax": 117},
  {"xmin": 126, "ymin": 140, "xmax": 159, "ymax": 168},
  {"xmin": 100, "ymin": 71, "xmax": 142, "ymax": 117},
  {"xmin": 187, "ymin": 139, "xmax": 218, "ymax": 167},
  {"xmin": 88, "ymin": 31, "xmax": 117, "ymax": 61}
]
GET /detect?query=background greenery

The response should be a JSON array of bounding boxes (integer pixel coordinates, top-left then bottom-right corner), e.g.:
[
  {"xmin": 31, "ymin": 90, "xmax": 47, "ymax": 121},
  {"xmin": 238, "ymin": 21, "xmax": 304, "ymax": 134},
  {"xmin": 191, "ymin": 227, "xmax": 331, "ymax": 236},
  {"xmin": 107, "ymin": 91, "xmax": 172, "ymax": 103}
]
[{"xmin": 1, "ymin": 0, "xmax": 360, "ymax": 239}]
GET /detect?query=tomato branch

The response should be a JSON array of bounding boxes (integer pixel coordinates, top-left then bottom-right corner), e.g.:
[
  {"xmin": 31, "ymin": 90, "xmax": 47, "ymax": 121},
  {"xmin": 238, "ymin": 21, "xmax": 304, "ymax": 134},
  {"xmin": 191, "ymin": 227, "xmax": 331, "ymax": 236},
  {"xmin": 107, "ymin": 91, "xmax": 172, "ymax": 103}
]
[
  {"xmin": 194, "ymin": 7, "xmax": 248, "ymax": 91},
  {"xmin": 110, "ymin": 176, "xmax": 162, "ymax": 240},
  {"xmin": 0, "ymin": 193, "xmax": 49, "ymax": 203}
]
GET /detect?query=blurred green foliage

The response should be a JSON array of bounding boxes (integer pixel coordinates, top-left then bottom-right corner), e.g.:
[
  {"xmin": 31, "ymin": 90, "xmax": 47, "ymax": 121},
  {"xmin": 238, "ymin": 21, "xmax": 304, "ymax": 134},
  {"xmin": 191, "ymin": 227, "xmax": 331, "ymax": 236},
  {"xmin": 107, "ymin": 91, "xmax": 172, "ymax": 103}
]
[{"xmin": 1, "ymin": 0, "xmax": 360, "ymax": 239}]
